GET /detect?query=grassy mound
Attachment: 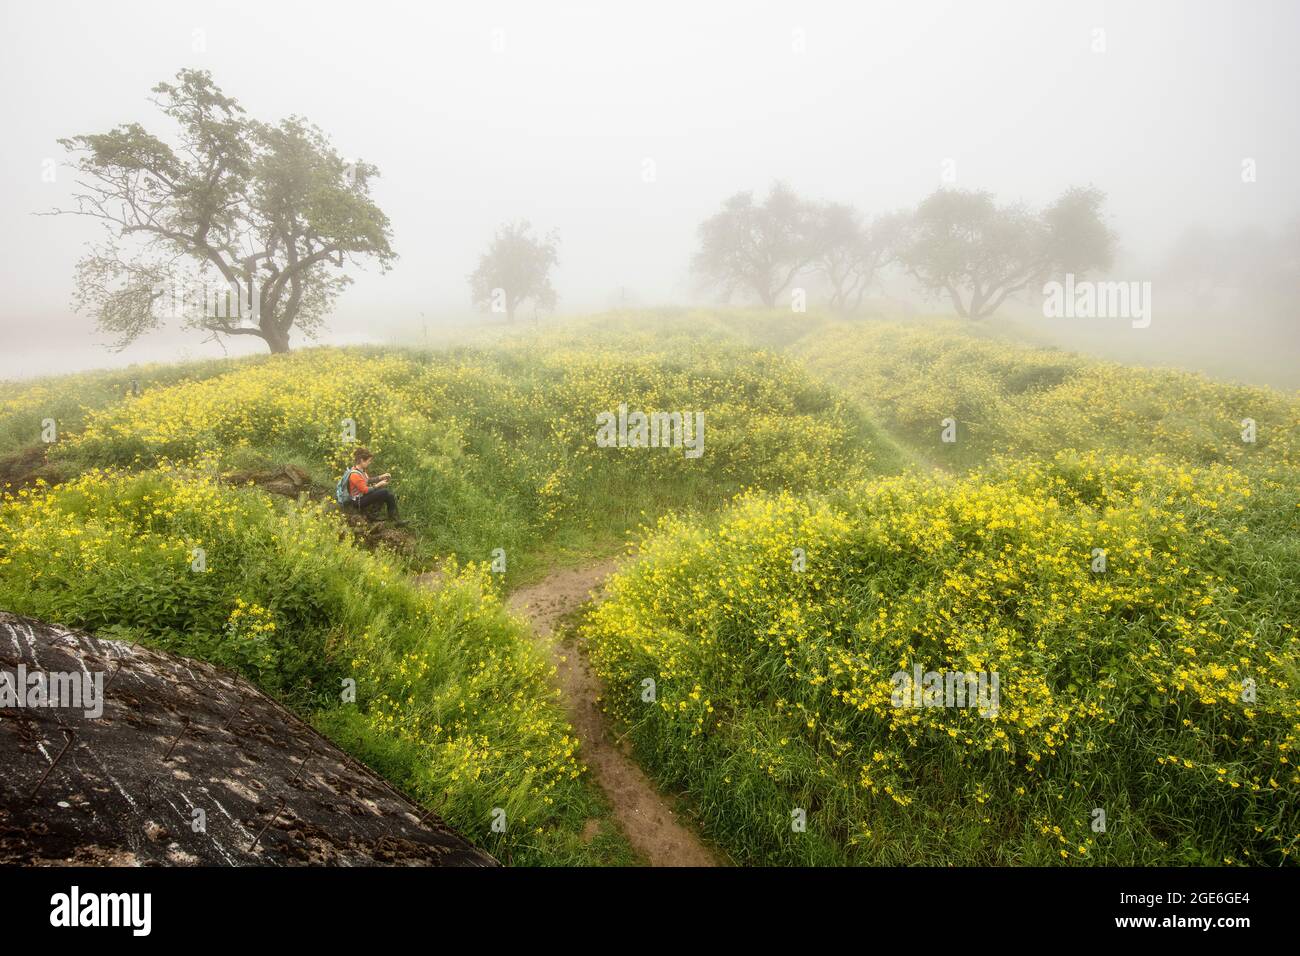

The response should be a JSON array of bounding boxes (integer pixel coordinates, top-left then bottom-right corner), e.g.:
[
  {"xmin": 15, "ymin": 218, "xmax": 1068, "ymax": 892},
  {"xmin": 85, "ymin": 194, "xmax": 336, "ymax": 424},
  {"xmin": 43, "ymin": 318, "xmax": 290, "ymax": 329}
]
[
  {"xmin": 0, "ymin": 357, "xmax": 262, "ymax": 460},
  {"xmin": 55, "ymin": 337, "xmax": 892, "ymax": 576},
  {"xmin": 792, "ymin": 321, "xmax": 1300, "ymax": 470},
  {"xmin": 0, "ymin": 470, "xmax": 633, "ymax": 865},
  {"xmin": 8, "ymin": 311, "xmax": 1296, "ymax": 867},
  {"xmin": 583, "ymin": 452, "xmax": 1300, "ymax": 865}
]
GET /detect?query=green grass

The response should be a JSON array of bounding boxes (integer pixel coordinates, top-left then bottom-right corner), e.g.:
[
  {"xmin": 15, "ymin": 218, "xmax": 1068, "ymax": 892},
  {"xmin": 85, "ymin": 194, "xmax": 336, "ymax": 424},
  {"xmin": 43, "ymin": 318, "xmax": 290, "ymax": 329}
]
[
  {"xmin": 5, "ymin": 309, "xmax": 1297, "ymax": 867},
  {"xmin": 0, "ymin": 314, "xmax": 905, "ymax": 865},
  {"xmin": 789, "ymin": 319, "xmax": 1300, "ymax": 472},
  {"xmin": 0, "ymin": 356, "xmax": 265, "ymax": 460},
  {"xmin": 47, "ymin": 329, "xmax": 903, "ymax": 580},
  {"xmin": 0, "ymin": 468, "xmax": 636, "ymax": 865},
  {"xmin": 583, "ymin": 452, "xmax": 1300, "ymax": 865}
]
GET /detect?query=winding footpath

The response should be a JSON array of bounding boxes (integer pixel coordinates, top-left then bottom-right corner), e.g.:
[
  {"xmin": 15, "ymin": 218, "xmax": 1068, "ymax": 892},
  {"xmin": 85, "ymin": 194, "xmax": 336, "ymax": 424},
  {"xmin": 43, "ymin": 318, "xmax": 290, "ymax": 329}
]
[{"xmin": 506, "ymin": 560, "xmax": 719, "ymax": 867}]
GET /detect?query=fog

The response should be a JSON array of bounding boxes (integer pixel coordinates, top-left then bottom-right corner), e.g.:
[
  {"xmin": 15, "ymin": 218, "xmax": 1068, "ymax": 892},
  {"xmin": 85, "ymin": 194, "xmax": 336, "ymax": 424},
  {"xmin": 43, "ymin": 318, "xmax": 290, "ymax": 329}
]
[{"xmin": 1, "ymin": 0, "xmax": 1297, "ymax": 382}]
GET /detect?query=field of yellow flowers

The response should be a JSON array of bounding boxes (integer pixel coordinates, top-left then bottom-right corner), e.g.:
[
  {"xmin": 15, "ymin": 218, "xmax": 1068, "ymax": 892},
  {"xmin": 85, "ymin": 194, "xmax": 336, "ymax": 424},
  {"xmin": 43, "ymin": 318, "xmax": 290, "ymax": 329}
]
[
  {"xmin": 53, "ymin": 333, "xmax": 885, "ymax": 577},
  {"xmin": 0, "ymin": 355, "xmax": 260, "ymax": 462},
  {"xmin": 575, "ymin": 314, "xmax": 1300, "ymax": 865},
  {"xmin": 790, "ymin": 320, "xmax": 1300, "ymax": 471},
  {"xmin": 0, "ymin": 468, "xmax": 637, "ymax": 864},
  {"xmin": 585, "ymin": 451, "xmax": 1300, "ymax": 864},
  {"xmin": 3, "ymin": 311, "xmax": 1298, "ymax": 866},
  {"xmin": 0, "ymin": 320, "xmax": 892, "ymax": 865}
]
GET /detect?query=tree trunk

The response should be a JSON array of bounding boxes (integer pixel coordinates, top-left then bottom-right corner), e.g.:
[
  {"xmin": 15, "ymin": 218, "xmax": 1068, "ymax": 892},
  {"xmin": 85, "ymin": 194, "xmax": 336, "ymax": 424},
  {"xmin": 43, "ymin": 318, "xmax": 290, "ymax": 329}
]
[
  {"xmin": 263, "ymin": 328, "xmax": 291, "ymax": 353},
  {"xmin": 946, "ymin": 288, "xmax": 971, "ymax": 319}
]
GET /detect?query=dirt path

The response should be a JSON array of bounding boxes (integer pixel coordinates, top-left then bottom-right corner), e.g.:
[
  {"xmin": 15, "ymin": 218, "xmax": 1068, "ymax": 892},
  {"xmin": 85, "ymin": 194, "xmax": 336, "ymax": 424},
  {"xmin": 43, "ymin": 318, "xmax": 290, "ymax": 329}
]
[{"xmin": 507, "ymin": 560, "xmax": 719, "ymax": 867}]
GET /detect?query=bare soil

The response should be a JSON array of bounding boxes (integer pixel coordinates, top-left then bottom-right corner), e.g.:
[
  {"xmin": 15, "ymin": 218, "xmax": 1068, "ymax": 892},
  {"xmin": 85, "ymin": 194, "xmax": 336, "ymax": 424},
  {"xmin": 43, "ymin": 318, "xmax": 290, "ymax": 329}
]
[
  {"xmin": 0, "ymin": 445, "xmax": 64, "ymax": 494},
  {"xmin": 506, "ymin": 560, "xmax": 720, "ymax": 867}
]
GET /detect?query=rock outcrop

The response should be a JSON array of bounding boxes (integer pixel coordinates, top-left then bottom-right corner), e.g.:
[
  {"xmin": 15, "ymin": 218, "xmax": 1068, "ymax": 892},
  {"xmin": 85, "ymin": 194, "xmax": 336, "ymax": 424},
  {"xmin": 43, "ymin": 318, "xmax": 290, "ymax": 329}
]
[{"xmin": 0, "ymin": 611, "xmax": 496, "ymax": 866}]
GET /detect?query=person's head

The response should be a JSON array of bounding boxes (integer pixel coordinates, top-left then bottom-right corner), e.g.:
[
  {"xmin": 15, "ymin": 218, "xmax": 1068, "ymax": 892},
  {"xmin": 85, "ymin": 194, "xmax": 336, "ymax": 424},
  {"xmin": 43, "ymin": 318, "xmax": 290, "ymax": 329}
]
[{"xmin": 353, "ymin": 447, "xmax": 373, "ymax": 469}]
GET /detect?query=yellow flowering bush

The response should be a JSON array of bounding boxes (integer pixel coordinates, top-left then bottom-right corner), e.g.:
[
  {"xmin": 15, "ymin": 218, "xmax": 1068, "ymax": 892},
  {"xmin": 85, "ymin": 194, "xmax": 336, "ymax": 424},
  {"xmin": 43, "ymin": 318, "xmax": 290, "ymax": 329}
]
[
  {"xmin": 8, "ymin": 310, "xmax": 1299, "ymax": 867},
  {"xmin": 54, "ymin": 340, "xmax": 883, "ymax": 572},
  {"xmin": 585, "ymin": 451, "xmax": 1300, "ymax": 864},
  {"xmin": 0, "ymin": 470, "xmax": 620, "ymax": 864},
  {"xmin": 793, "ymin": 321, "xmax": 1300, "ymax": 470},
  {"xmin": 0, "ymin": 356, "xmax": 260, "ymax": 459}
]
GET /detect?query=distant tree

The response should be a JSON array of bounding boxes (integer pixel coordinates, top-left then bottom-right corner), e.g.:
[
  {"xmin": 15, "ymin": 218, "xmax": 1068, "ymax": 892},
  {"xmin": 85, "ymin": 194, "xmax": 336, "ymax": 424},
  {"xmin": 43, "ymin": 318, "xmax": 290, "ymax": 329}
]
[
  {"xmin": 50, "ymin": 69, "xmax": 395, "ymax": 353},
  {"xmin": 469, "ymin": 220, "xmax": 559, "ymax": 322},
  {"xmin": 692, "ymin": 182, "xmax": 818, "ymax": 308},
  {"xmin": 899, "ymin": 186, "xmax": 1114, "ymax": 319},
  {"xmin": 1160, "ymin": 225, "xmax": 1232, "ymax": 310},
  {"xmin": 810, "ymin": 203, "xmax": 908, "ymax": 314},
  {"xmin": 1274, "ymin": 217, "xmax": 1300, "ymax": 308},
  {"xmin": 1161, "ymin": 218, "xmax": 1300, "ymax": 320}
]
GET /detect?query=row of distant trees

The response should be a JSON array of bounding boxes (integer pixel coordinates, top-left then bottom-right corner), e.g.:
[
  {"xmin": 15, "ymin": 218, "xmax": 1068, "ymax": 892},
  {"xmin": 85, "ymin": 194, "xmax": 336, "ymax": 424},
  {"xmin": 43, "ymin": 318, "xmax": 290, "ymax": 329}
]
[
  {"xmin": 1160, "ymin": 221, "xmax": 1300, "ymax": 317},
  {"xmin": 468, "ymin": 180, "xmax": 1118, "ymax": 326},
  {"xmin": 691, "ymin": 182, "xmax": 1116, "ymax": 319},
  {"xmin": 49, "ymin": 68, "xmax": 1153, "ymax": 352}
]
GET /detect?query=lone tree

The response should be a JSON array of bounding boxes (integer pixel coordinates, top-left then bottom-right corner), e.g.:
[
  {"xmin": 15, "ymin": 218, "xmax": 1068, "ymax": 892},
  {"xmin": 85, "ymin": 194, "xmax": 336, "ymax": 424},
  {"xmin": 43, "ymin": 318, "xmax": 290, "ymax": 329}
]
[
  {"xmin": 692, "ymin": 182, "xmax": 817, "ymax": 308},
  {"xmin": 52, "ymin": 69, "xmax": 395, "ymax": 353},
  {"xmin": 898, "ymin": 186, "xmax": 1113, "ymax": 319},
  {"xmin": 468, "ymin": 220, "xmax": 559, "ymax": 322},
  {"xmin": 810, "ymin": 203, "xmax": 908, "ymax": 315}
]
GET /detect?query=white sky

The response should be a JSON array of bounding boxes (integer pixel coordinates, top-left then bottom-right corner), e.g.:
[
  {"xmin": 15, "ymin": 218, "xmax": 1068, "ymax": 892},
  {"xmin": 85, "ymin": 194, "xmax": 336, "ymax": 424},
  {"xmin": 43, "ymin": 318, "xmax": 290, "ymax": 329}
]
[{"xmin": 1, "ymin": 0, "xmax": 1297, "ymax": 376}]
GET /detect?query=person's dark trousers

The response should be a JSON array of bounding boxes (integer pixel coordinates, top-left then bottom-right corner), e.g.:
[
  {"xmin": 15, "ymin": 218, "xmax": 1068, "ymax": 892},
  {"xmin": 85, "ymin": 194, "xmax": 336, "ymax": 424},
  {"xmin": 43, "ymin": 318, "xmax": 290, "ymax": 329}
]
[{"xmin": 356, "ymin": 488, "xmax": 398, "ymax": 519}]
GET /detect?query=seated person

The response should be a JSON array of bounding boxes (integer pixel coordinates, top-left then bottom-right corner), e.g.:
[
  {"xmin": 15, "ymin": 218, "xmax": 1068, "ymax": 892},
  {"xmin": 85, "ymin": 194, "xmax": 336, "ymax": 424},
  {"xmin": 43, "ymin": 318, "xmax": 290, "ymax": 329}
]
[{"xmin": 345, "ymin": 447, "xmax": 400, "ymax": 522}]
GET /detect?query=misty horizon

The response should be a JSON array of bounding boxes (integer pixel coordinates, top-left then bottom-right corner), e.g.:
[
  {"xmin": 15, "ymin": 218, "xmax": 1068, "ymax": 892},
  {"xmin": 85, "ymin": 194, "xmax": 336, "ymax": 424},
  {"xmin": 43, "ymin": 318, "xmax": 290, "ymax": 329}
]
[{"xmin": 2, "ymin": 0, "xmax": 1297, "ymax": 382}]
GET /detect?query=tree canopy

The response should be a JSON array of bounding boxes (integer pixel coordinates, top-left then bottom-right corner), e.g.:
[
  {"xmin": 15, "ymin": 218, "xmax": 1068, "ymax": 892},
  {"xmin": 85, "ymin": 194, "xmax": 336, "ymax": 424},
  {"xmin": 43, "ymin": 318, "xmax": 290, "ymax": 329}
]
[
  {"xmin": 54, "ymin": 69, "xmax": 395, "ymax": 353},
  {"xmin": 810, "ymin": 203, "xmax": 908, "ymax": 315},
  {"xmin": 898, "ymin": 186, "xmax": 1114, "ymax": 320},
  {"xmin": 691, "ymin": 182, "xmax": 818, "ymax": 308},
  {"xmin": 468, "ymin": 220, "xmax": 560, "ymax": 322}
]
